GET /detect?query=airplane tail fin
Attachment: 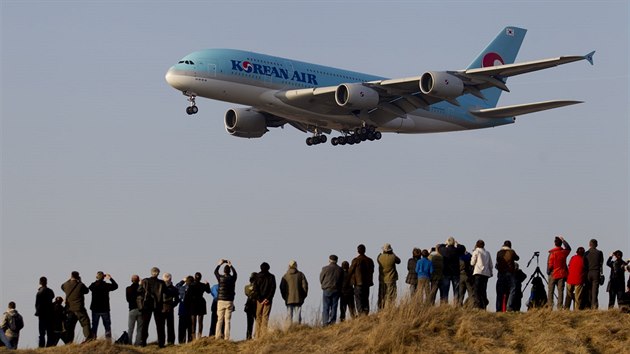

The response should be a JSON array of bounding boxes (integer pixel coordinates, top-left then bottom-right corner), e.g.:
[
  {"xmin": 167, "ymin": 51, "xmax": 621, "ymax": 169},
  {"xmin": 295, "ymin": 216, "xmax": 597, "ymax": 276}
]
[{"xmin": 466, "ymin": 26, "xmax": 527, "ymax": 108}]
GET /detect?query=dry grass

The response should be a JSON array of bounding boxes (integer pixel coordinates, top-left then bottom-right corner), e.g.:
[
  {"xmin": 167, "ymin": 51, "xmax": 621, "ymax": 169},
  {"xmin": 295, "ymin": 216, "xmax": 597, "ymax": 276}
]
[{"xmin": 9, "ymin": 299, "xmax": 629, "ymax": 354}]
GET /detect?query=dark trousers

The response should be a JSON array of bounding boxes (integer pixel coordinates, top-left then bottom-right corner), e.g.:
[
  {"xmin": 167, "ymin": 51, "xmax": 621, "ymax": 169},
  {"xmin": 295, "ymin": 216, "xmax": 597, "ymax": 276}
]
[
  {"xmin": 141, "ymin": 309, "xmax": 165, "ymax": 347},
  {"xmin": 177, "ymin": 315, "xmax": 192, "ymax": 344},
  {"xmin": 473, "ymin": 274, "xmax": 490, "ymax": 309},
  {"xmin": 354, "ymin": 285, "xmax": 370, "ymax": 315},
  {"xmin": 339, "ymin": 292, "xmax": 356, "ymax": 321},
  {"xmin": 38, "ymin": 316, "xmax": 53, "ymax": 347},
  {"xmin": 164, "ymin": 310, "xmax": 175, "ymax": 345},
  {"xmin": 209, "ymin": 300, "xmax": 218, "ymax": 337},
  {"xmin": 245, "ymin": 310, "xmax": 255, "ymax": 339},
  {"xmin": 587, "ymin": 271, "xmax": 600, "ymax": 309}
]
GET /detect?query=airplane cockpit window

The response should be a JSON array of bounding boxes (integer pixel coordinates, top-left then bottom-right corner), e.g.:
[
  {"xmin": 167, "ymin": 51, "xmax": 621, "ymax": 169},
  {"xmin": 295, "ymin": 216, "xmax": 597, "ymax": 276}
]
[{"xmin": 177, "ymin": 60, "xmax": 195, "ymax": 65}]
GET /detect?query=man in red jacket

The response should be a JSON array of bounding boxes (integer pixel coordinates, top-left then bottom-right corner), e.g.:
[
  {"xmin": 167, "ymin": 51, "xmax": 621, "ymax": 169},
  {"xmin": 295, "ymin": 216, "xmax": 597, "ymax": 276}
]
[
  {"xmin": 547, "ymin": 236, "xmax": 571, "ymax": 309},
  {"xmin": 564, "ymin": 247, "xmax": 585, "ymax": 310}
]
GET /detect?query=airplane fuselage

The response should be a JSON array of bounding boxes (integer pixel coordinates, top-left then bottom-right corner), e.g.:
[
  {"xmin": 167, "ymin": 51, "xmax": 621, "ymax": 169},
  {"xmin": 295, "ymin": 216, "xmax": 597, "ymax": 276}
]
[{"xmin": 165, "ymin": 49, "xmax": 514, "ymax": 134}]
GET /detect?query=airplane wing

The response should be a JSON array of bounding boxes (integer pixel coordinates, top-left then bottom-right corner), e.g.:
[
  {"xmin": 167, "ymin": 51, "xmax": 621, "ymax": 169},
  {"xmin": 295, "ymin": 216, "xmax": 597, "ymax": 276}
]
[{"xmin": 275, "ymin": 52, "xmax": 595, "ymax": 121}]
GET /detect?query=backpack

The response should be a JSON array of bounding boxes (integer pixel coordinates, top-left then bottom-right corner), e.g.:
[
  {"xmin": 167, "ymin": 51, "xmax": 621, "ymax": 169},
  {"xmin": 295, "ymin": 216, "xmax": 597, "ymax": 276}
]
[
  {"xmin": 115, "ymin": 331, "xmax": 130, "ymax": 345},
  {"xmin": 8, "ymin": 312, "xmax": 24, "ymax": 332}
]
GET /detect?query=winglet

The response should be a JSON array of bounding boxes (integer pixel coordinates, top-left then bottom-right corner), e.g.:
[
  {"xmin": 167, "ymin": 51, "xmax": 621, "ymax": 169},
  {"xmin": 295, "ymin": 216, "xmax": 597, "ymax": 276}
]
[{"xmin": 584, "ymin": 51, "xmax": 595, "ymax": 65}]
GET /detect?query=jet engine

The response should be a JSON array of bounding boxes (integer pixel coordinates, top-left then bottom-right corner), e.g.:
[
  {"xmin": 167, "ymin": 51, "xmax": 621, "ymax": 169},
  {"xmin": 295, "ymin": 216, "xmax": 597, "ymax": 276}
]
[
  {"xmin": 224, "ymin": 108, "xmax": 268, "ymax": 138},
  {"xmin": 419, "ymin": 71, "xmax": 464, "ymax": 98},
  {"xmin": 335, "ymin": 83, "xmax": 379, "ymax": 109}
]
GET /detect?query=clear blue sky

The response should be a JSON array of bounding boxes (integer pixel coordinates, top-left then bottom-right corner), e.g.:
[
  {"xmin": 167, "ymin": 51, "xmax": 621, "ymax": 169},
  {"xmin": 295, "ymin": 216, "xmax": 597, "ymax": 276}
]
[{"xmin": 1, "ymin": 0, "xmax": 628, "ymax": 348}]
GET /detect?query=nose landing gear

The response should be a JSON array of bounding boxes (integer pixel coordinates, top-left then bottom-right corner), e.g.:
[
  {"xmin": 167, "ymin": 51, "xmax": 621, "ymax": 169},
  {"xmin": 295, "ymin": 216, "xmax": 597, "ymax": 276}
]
[{"xmin": 185, "ymin": 93, "xmax": 198, "ymax": 115}]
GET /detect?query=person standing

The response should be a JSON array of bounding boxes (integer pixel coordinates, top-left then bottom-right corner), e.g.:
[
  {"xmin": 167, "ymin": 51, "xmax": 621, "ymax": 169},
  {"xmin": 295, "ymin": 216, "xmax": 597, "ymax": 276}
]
[
  {"xmin": 0, "ymin": 302, "xmax": 24, "ymax": 349},
  {"xmin": 547, "ymin": 236, "xmax": 571, "ymax": 310},
  {"xmin": 89, "ymin": 271, "xmax": 118, "ymax": 340},
  {"xmin": 176, "ymin": 275, "xmax": 194, "ymax": 344},
  {"xmin": 349, "ymin": 244, "xmax": 375, "ymax": 315},
  {"xmin": 416, "ymin": 249, "xmax": 434, "ymax": 304},
  {"xmin": 244, "ymin": 273, "xmax": 257, "ymax": 339},
  {"xmin": 470, "ymin": 240, "xmax": 493, "ymax": 310},
  {"xmin": 125, "ymin": 275, "xmax": 143, "ymax": 346},
  {"xmin": 215, "ymin": 259, "xmax": 237, "ymax": 340},
  {"xmin": 583, "ymin": 239, "xmax": 604, "ymax": 309},
  {"xmin": 495, "ymin": 240, "xmax": 520, "ymax": 312},
  {"xmin": 280, "ymin": 260, "xmax": 309, "ymax": 325},
  {"xmin": 61, "ymin": 271, "xmax": 92, "ymax": 343},
  {"xmin": 188, "ymin": 272, "xmax": 210, "ymax": 340},
  {"xmin": 377, "ymin": 243, "xmax": 401, "ymax": 309},
  {"xmin": 339, "ymin": 261, "xmax": 356, "ymax": 321},
  {"xmin": 564, "ymin": 247, "xmax": 586, "ymax": 310},
  {"xmin": 140, "ymin": 267, "xmax": 166, "ymax": 347},
  {"xmin": 254, "ymin": 262, "xmax": 276, "ymax": 338},
  {"xmin": 35, "ymin": 276, "xmax": 55, "ymax": 347},
  {"xmin": 438, "ymin": 237, "xmax": 466, "ymax": 305},
  {"xmin": 607, "ymin": 250, "xmax": 628, "ymax": 308},
  {"xmin": 405, "ymin": 248, "xmax": 421, "ymax": 295},
  {"xmin": 458, "ymin": 247, "xmax": 474, "ymax": 307},
  {"xmin": 320, "ymin": 255, "xmax": 343, "ymax": 325},
  {"xmin": 428, "ymin": 247, "xmax": 443, "ymax": 305},
  {"xmin": 162, "ymin": 273, "xmax": 179, "ymax": 345}
]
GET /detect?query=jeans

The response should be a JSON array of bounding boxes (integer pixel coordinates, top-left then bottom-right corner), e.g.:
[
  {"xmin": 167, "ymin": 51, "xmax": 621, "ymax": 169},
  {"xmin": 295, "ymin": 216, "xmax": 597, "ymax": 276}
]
[
  {"xmin": 473, "ymin": 274, "xmax": 490, "ymax": 309},
  {"xmin": 439, "ymin": 275, "xmax": 460, "ymax": 304},
  {"xmin": 496, "ymin": 272, "xmax": 517, "ymax": 312},
  {"xmin": 0, "ymin": 329, "xmax": 14, "ymax": 349},
  {"xmin": 322, "ymin": 290, "xmax": 340, "ymax": 325},
  {"xmin": 91, "ymin": 311, "xmax": 112, "ymax": 338},
  {"xmin": 216, "ymin": 300, "xmax": 234, "ymax": 340},
  {"xmin": 128, "ymin": 308, "xmax": 143, "ymax": 346},
  {"xmin": 287, "ymin": 304, "xmax": 302, "ymax": 324},
  {"xmin": 339, "ymin": 292, "xmax": 355, "ymax": 321}
]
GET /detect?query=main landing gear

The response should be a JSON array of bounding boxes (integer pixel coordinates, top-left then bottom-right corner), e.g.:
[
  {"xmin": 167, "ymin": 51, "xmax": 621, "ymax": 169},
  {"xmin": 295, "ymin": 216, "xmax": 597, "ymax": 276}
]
[
  {"xmin": 185, "ymin": 94, "xmax": 198, "ymax": 115},
  {"xmin": 306, "ymin": 134, "xmax": 327, "ymax": 146},
  {"xmin": 330, "ymin": 126, "xmax": 381, "ymax": 146}
]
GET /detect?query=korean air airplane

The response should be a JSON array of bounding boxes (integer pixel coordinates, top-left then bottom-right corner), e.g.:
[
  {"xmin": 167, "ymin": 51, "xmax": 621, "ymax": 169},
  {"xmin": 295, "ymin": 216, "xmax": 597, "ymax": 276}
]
[{"xmin": 165, "ymin": 26, "xmax": 594, "ymax": 146}]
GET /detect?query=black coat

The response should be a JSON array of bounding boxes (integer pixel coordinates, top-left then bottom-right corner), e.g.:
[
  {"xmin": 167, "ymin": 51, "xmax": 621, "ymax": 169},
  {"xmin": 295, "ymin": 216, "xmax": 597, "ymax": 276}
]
[
  {"xmin": 35, "ymin": 287, "xmax": 55, "ymax": 317},
  {"xmin": 254, "ymin": 270, "xmax": 276, "ymax": 302},
  {"xmin": 89, "ymin": 279, "xmax": 118, "ymax": 312}
]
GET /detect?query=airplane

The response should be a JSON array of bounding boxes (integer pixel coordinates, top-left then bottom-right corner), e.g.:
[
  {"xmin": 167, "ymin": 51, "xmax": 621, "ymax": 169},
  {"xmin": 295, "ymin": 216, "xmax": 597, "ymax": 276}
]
[{"xmin": 165, "ymin": 26, "xmax": 594, "ymax": 146}]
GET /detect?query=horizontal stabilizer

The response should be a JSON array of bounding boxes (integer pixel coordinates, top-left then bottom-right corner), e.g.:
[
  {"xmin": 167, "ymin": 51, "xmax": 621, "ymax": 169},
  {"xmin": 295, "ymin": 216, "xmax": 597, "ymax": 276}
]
[{"xmin": 470, "ymin": 100, "xmax": 582, "ymax": 118}]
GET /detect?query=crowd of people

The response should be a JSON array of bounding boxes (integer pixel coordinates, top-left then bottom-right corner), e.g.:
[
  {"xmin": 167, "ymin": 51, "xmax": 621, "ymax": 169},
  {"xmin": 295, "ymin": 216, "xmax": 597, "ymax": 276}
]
[{"xmin": 1, "ymin": 237, "xmax": 629, "ymax": 349}]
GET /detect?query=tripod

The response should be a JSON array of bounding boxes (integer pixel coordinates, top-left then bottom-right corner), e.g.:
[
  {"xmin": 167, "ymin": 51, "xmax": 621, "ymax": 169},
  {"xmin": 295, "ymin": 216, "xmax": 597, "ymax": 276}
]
[{"xmin": 523, "ymin": 251, "xmax": 557, "ymax": 300}]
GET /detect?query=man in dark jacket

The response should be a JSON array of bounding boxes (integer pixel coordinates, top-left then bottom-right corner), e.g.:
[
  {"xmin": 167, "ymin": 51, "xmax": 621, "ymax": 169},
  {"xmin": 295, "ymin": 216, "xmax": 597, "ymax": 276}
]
[
  {"xmin": 349, "ymin": 244, "xmax": 375, "ymax": 315},
  {"xmin": 88, "ymin": 271, "xmax": 118, "ymax": 339},
  {"xmin": 125, "ymin": 275, "xmax": 143, "ymax": 346},
  {"xmin": 339, "ymin": 261, "xmax": 356, "ymax": 321},
  {"xmin": 438, "ymin": 237, "xmax": 465, "ymax": 305},
  {"xmin": 214, "ymin": 259, "xmax": 237, "ymax": 340},
  {"xmin": 140, "ymin": 267, "xmax": 165, "ymax": 347},
  {"xmin": 254, "ymin": 262, "xmax": 276, "ymax": 338},
  {"xmin": 35, "ymin": 276, "xmax": 55, "ymax": 347},
  {"xmin": 162, "ymin": 273, "xmax": 179, "ymax": 345},
  {"xmin": 606, "ymin": 250, "xmax": 627, "ymax": 308},
  {"xmin": 495, "ymin": 240, "xmax": 520, "ymax": 312},
  {"xmin": 583, "ymin": 239, "xmax": 604, "ymax": 309},
  {"xmin": 320, "ymin": 255, "xmax": 343, "ymax": 325},
  {"xmin": 280, "ymin": 260, "xmax": 308, "ymax": 325},
  {"xmin": 61, "ymin": 271, "xmax": 92, "ymax": 343}
]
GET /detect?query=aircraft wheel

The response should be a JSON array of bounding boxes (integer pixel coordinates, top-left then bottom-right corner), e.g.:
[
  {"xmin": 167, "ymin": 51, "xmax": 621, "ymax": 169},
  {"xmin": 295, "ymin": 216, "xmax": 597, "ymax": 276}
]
[
  {"xmin": 186, "ymin": 107, "xmax": 193, "ymax": 115},
  {"xmin": 375, "ymin": 131, "xmax": 382, "ymax": 140},
  {"xmin": 306, "ymin": 137, "xmax": 313, "ymax": 146},
  {"xmin": 331, "ymin": 137, "xmax": 338, "ymax": 146},
  {"xmin": 320, "ymin": 135, "xmax": 327, "ymax": 144}
]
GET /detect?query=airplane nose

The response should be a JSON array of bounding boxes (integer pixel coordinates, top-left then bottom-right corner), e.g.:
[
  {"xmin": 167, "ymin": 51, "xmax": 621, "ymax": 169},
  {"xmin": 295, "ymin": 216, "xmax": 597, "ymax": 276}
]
[{"xmin": 165, "ymin": 67, "xmax": 177, "ymax": 87}]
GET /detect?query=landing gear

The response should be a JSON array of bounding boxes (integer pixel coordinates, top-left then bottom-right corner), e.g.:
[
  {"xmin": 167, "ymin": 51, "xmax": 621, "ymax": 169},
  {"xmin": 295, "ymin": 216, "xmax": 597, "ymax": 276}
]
[
  {"xmin": 185, "ymin": 94, "xmax": 198, "ymax": 115},
  {"xmin": 331, "ymin": 126, "xmax": 381, "ymax": 146},
  {"xmin": 306, "ymin": 134, "xmax": 327, "ymax": 146}
]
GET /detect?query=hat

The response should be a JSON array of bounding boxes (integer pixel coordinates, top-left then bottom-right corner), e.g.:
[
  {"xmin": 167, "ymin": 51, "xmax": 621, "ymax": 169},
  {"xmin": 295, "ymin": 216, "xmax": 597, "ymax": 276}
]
[
  {"xmin": 382, "ymin": 243, "xmax": 393, "ymax": 252},
  {"xmin": 329, "ymin": 255, "xmax": 338, "ymax": 263},
  {"xmin": 288, "ymin": 260, "xmax": 297, "ymax": 269}
]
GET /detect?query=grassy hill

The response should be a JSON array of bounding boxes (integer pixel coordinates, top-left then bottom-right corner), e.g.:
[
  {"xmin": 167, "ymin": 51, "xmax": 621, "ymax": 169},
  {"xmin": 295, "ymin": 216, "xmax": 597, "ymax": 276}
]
[{"xmin": 12, "ymin": 299, "xmax": 630, "ymax": 353}]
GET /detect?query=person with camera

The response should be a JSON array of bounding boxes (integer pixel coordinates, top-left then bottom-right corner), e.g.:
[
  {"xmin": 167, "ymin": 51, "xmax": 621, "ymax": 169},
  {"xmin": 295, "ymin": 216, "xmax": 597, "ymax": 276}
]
[
  {"xmin": 88, "ymin": 271, "xmax": 118, "ymax": 340},
  {"xmin": 214, "ymin": 259, "xmax": 237, "ymax": 340},
  {"xmin": 606, "ymin": 250, "xmax": 627, "ymax": 309},
  {"xmin": 61, "ymin": 271, "xmax": 92, "ymax": 343},
  {"xmin": 495, "ymin": 240, "xmax": 520, "ymax": 312},
  {"xmin": 583, "ymin": 239, "xmax": 604, "ymax": 309},
  {"xmin": 547, "ymin": 236, "xmax": 571, "ymax": 310}
]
